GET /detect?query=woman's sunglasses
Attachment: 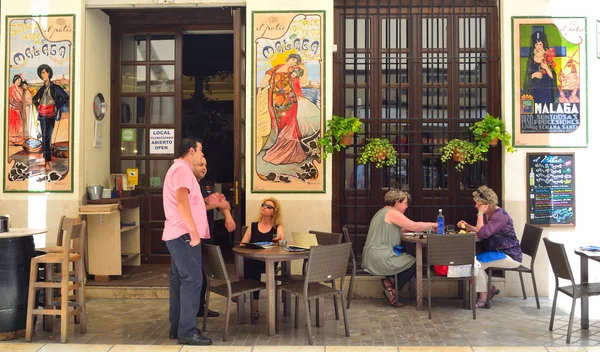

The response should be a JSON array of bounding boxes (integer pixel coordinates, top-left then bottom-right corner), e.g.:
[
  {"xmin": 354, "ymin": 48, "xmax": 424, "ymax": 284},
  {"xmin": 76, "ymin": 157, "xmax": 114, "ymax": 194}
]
[
  {"xmin": 478, "ymin": 190, "xmax": 487, "ymax": 201},
  {"xmin": 261, "ymin": 203, "xmax": 274, "ymax": 210}
]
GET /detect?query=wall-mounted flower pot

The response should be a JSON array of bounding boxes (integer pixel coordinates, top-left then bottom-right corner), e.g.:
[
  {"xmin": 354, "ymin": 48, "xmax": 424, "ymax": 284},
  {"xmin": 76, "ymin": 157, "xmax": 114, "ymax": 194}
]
[
  {"xmin": 340, "ymin": 132, "xmax": 355, "ymax": 146},
  {"xmin": 453, "ymin": 150, "xmax": 466, "ymax": 162}
]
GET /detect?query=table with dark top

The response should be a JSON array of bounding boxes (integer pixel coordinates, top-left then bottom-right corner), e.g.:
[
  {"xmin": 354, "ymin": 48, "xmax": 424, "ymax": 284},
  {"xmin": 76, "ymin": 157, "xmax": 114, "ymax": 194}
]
[
  {"xmin": 574, "ymin": 248, "xmax": 600, "ymax": 329},
  {"xmin": 233, "ymin": 245, "xmax": 317, "ymax": 336}
]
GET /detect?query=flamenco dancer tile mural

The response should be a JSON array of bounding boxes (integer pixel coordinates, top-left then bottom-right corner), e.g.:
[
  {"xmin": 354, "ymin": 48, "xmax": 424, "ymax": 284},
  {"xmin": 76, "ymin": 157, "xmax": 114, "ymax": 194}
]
[
  {"xmin": 251, "ymin": 11, "xmax": 325, "ymax": 193},
  {"xmin": 4, "ymin": 15, "xmax": 74, "ymax": 192}
]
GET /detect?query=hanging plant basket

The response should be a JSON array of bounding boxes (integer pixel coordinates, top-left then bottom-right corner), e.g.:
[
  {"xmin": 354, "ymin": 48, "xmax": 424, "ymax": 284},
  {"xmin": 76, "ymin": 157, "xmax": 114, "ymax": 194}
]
[
  {"xmin": 452, "ymin": 149, "xmax": 466, "ymax": 162},
  {"xmin": 340, "ymin": 132, "xmax": 355, "ymax": 147},
  {"xmin": 482, "ymin": 133, "xmax": 499, "ymax": 146}
]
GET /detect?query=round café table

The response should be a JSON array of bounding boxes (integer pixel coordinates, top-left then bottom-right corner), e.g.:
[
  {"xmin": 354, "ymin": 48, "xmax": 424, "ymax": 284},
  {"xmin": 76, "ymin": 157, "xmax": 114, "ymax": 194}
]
[
  {"xmin": 0, "ymin": 228, "xmax": 47, "ymax": 340},
  {"xmin": 232, "ymin": 245, "xmax": 311, "ymax": 336}
]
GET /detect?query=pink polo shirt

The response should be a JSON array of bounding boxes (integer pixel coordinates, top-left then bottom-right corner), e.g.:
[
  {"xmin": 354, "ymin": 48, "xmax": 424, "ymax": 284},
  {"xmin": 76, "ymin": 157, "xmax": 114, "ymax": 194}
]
[{"xmin": 162, "ymin": 159, "xmax": 210, "ymax": 241}]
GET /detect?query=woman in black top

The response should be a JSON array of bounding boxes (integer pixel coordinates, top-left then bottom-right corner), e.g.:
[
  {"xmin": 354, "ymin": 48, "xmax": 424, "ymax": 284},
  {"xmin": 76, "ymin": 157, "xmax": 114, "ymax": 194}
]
[{"xmin": 241, "ymin": 198, "xmax": 285, "ymax": 319}]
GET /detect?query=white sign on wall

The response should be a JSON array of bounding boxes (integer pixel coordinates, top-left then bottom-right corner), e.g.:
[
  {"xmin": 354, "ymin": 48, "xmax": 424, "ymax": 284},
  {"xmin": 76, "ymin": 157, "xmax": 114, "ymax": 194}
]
[{"xmin": 149, "ymin": 128, "xmax": 175, "ymax": 154}]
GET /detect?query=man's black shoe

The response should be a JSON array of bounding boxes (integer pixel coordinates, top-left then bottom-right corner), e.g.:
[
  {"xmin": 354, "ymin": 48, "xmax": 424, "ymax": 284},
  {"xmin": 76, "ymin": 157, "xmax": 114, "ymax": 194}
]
[
  {"xmin": 197, "ymin": 309, "xmax": 219, "ymax": 318},
  {"xmin": 178, "ymin": 333, "xmax": 212, "ymax": 345},
  {"xmin": 169, "ymin": 334, "xmax": 177, "ymax": 339}
]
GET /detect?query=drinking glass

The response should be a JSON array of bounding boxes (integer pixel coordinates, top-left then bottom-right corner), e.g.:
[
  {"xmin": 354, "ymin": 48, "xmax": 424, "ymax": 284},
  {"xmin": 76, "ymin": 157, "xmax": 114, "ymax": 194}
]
[{"xmin": 445, "ymin": 225, "xmax": 455, "ymax": 234}]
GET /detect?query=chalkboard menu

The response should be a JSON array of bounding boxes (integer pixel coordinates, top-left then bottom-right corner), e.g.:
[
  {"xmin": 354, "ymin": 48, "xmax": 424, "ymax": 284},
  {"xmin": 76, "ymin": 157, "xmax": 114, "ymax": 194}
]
[{"xmin": 527, "ymin": 153, "xmax": 575, "ymax": 226}]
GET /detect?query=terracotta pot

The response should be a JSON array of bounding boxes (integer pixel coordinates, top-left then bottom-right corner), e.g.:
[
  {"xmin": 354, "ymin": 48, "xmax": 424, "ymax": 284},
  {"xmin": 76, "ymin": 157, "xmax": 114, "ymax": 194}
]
[
  {"xmin": 376, "ymin": 151, "xmax": 387, "ymax": 160},
  {"xmin": 482, "ymin": 133, "xmax": 499, "ymax": 146},
  {"xmin": 452, "ymin": 149, "xmax": 466, "ymax": 162},
  {"xmin": 340, "ymin": 132, "xmax": 355, "ymax": 146}
]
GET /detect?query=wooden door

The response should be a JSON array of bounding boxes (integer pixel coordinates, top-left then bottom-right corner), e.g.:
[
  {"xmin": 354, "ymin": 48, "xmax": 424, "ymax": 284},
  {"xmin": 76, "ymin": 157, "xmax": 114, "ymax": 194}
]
[
  {"xmin": 232, "ymin": 8, "xmax": 247, "ymax": 243},
  {"xmin": 109, "ymin": 9, "xmax": 235, "ymax": 264}
]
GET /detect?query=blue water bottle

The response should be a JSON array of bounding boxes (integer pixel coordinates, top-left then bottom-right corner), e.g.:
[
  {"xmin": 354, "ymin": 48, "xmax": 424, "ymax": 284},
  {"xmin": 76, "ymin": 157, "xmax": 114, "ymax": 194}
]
[{"xmin": 437, "ymin": 208, "xmax": 445, "ymax": 234}]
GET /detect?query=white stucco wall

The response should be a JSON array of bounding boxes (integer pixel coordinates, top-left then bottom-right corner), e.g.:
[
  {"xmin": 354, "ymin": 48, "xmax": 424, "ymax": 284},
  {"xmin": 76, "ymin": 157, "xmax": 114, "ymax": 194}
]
[
  {"xmin": 0, "ymin": 0, "xmax": 87, "ymax": 246},
  {"xmin": 83, "ymin": 10, "xmax": 111, "ymax": 189},
  {"xmin": 501, "ymin": 0, "xmax": 599, "ymax": 316}
]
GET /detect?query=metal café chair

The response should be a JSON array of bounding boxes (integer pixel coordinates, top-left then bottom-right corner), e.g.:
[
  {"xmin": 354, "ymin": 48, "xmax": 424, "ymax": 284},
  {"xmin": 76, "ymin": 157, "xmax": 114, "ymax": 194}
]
[
  {"xmin": 543, "ymin": 238, "xmax": 600, "ymax": 344},
  {"xmin": 341, "ymin": 225, "xmax": 357, "ymax": 309},
  {"xmin": 486, "ymin": 224, "xmax": 543, "ymax": 308},
  {"xmin": 426, "ymin": 234, "xmax": 477, "ymax": 320},
  {"xmin": 276, "ymin": 242, "xmax": 352, "ymax": 345},
  {"xmin": 201, "ymin": 243, "xmax": 265, "ymax": 341}
]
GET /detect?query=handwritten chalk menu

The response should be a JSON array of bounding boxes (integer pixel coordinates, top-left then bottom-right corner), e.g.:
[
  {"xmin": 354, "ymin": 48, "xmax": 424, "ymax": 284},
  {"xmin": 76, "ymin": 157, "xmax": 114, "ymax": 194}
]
[{"xmin": 527, "ymin": 153, "xmax": 575, "ymax": 226}]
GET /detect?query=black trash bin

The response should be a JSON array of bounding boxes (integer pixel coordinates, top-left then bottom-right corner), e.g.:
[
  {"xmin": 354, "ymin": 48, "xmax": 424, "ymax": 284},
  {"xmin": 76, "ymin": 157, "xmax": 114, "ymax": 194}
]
[{"xmin": 0, "ymin": 236, "xmax": 36, "ymax": 340}]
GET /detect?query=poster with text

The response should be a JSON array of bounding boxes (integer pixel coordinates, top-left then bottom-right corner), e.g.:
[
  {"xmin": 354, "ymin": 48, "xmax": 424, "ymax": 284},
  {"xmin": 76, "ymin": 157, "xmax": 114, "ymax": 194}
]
[
  {"xmin": 4, "ymin": 15, "xmax": 75, "ymax": 192},
  {"xmin": 512, "ymin": 17, "xmax": 587, "ymax": 148},
  {"xmin": 251, "ymin": 11, "xmax": 325, "ymax": 193}
]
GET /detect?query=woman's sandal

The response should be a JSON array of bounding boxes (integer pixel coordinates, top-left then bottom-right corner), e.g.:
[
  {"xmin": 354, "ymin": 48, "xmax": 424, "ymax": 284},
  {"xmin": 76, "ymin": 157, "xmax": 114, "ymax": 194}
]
[
  {"xmin": 381, "ymin": 279, "xmax": 403, "ymax": 307},
  {"xmin": 490, "ymin": 286, "xmax": 500, "ymax": 301},
  {"xmin": 475, "ymin": 299, "xmax": 490, "ymax": 309}
]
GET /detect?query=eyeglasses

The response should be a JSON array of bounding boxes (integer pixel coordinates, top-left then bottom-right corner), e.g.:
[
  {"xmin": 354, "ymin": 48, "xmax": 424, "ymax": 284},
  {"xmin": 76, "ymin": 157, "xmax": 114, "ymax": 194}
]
[{"xmin": 261, "ymin": 203, "xmax": 274, "ymax": 210}]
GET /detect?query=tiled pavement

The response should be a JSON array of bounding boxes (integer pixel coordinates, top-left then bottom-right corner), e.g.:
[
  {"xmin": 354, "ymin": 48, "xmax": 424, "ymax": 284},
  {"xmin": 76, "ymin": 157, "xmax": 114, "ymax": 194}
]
[{"xmin": 2, "ymin": 296, "xmax": 600, "ymax": 351}]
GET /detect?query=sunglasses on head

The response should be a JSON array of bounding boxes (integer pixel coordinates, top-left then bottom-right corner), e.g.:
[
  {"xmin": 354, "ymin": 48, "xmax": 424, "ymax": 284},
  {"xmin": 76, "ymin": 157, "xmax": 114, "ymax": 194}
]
[
  {"xmin": 478, "ymin": 190, "xmax": 487, "ymax": 201},
  {"xmin": 261, "ymin": 203, "xmax": 274, "ymax": 210}
]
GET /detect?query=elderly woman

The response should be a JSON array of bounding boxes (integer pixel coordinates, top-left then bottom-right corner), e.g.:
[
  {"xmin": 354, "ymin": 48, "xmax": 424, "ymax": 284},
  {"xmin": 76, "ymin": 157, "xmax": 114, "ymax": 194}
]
[
  {"xmin": 240, "ymin": 198, "xmax": 285, "ymax": 319},
  {"xmin": 457, "ymin": 185, "xmax": 522, "ymax": 308},
  {"xmin": 362, "ymin": 189, "xmax": 437, "ymax": 307}
]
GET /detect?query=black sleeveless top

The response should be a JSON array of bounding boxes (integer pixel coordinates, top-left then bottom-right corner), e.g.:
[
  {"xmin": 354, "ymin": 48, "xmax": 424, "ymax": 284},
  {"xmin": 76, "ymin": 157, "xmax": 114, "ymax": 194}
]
[{"xmin": 250, "ymin": 222, "xmax": 277, "ymax": 242}]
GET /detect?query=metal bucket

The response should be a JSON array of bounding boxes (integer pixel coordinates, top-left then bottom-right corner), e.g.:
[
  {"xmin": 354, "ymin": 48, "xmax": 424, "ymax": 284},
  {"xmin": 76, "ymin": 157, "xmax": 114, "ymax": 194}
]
[{"xmin": 87, "ymin": 185, "xmax": 103, "ymax": 200}]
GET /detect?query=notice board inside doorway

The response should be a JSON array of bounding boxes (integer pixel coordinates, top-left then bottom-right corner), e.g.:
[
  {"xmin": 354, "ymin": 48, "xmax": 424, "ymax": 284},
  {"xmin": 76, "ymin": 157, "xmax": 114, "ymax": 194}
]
[{"xmin": 526, "ymin": 153, "xmax": 575, "ymax": 226}]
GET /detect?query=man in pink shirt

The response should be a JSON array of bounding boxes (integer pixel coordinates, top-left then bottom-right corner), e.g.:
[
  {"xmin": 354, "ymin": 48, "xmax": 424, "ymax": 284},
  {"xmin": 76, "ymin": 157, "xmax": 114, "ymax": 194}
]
[{"xmin": 163, "ymin": 137, "xmax": 212, "ymax": 346}]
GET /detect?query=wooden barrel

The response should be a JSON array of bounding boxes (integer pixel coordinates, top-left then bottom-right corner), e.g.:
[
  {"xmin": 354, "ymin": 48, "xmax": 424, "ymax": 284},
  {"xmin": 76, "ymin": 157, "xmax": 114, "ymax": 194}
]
[{"xmin": 0, "ymin": 236, "xmax": 35, "ymax": 340}]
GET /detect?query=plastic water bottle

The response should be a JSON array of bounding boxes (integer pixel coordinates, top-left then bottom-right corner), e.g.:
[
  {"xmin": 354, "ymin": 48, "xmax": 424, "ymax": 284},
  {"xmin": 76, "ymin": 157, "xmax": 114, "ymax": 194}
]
[{"xmin": 437, "ymin": 209, "xmax": 445, "ymax": 234}]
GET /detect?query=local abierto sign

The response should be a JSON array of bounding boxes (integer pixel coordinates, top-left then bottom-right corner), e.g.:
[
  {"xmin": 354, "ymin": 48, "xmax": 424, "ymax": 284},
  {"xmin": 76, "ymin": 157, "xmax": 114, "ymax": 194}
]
[{"xmin": 149, "ymin": 128, "xmax": 174, "ymax": 154}]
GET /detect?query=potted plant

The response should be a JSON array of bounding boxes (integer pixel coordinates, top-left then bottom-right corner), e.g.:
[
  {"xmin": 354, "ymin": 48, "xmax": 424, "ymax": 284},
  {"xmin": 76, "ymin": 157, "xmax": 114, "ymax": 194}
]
[
  {"xmin": 439, "ymin": 138, "xmax": 486, "ymax": 171},
  {"xmin": 469, "ymin": 113, "xmax": 516, "ymax": 153},
  {"xmin": 357, "ymin": 138, "xmax": 398, "ymax": 168},
  {"xmin": 318, "ymin": 115, "xmax": 363, "ymax": 158}
]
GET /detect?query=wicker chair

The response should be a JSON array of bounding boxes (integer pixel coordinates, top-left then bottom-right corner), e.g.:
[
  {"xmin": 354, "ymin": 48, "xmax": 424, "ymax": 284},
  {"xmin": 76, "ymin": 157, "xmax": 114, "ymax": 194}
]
[
  {"xmin": 201, "ymin": 244, "xmax": 265, "ymax": 342},
  {"xmin": 275, "ymin": 231, "xmax": 343, "ymax": 320},
  {"xmin": 426, "ymin": 234, "xmax": 476, "ymax": 320},
  {"xmin": 543, "ymin": 238, "xmax": 600, "ymax": 344},
  {"xmin": 276, "ymin": 242, "xmax": 352, "ymax": 345},
  {"xmin": 486, "ymin": 224, "xmax": 543, "ymax": 308},
  {"xmin": 341, "ymin": 225, "xmax": 357, "ymax": 309}
]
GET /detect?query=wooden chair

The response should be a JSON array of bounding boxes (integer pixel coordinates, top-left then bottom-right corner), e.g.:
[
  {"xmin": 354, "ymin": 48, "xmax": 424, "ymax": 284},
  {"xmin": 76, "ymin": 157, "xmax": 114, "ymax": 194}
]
[
  {"xmin": 25, "ymin": 221, "xmax": 87, "ymax": 343},
  {"xmin": 36, "ymin": 216, "xmax": 81, "ymax": 331},
  {"xmin": 202, "ymin": 243, "xmax": 265, "ymax": 341},
  {"xmin": 341, "ymin": 225, "xmax": 357, "ymax": 309},
  {"xmin": 426, "ymin": 234, "xmax": 476, "ymax": 320},
  {"xmin": 486, "ymin": 224, "xmax": 543, "ymax": 308},
  {"xmin": 543, "ymin": 238, "xmax": 600, "ymax": 344},
  {"xmin": 276, "ymin": 243, "xmax": 352, "ymax": 345}
]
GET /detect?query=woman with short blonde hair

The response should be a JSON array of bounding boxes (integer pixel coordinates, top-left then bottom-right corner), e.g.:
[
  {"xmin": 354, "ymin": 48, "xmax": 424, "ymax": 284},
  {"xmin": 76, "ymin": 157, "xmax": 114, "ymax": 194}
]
[
  {"xmin": 457, "ymin": 185, "xmax": 522, "ymax": 308},
  {"xmin": 362, "ymin": 188, "xmax": 437, "ymax": 307}
]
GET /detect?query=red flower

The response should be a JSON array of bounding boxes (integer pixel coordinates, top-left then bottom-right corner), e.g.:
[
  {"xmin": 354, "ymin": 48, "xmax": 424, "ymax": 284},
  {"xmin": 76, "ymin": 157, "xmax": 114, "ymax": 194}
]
[{"xmin": 543, "ymin": 48, "xmax": 556, "ymax": 70}]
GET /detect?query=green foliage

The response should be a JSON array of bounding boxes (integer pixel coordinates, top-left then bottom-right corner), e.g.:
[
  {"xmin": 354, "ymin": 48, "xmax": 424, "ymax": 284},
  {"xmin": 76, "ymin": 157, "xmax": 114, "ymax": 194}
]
[
  {"xmin": 469, "ymin": 113, "xmax": 516, "ymax": 153},
  {"xmin": 357, "ymin": 138, "xmax": 398, "ymax": 168},
  {"xmin": 438, "ymin": 138, "xmax": 487, "ymax": 172},
  {"xmin": 318, "ymin": 116, "xmax": 363, "ymax": 158}
]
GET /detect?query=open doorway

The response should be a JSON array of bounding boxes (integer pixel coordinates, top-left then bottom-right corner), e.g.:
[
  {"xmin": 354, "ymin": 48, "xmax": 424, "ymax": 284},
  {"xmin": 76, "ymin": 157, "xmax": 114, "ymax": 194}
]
[{"xmin": 181, "ymin": 33, "xmax": 236, "ymax": 263}]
